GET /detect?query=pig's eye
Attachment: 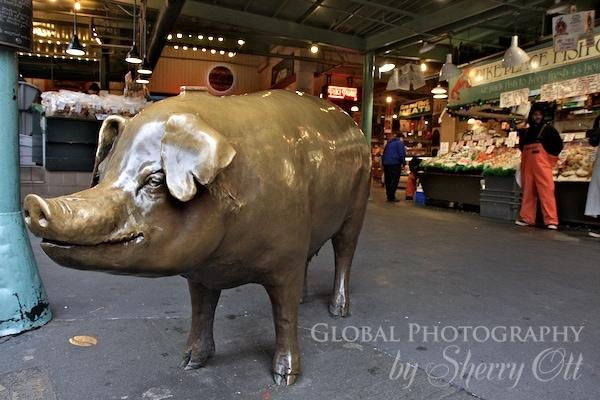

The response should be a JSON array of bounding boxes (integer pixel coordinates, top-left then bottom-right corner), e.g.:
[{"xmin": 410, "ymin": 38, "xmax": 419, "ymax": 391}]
[{"xmin": 145, "ymin": 172, "xmax": 165, "ymax": 189}]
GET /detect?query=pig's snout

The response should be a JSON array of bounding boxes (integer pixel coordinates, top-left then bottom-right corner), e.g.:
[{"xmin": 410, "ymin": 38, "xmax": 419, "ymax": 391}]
[
  {"xmin": 24, "ymin": 194, "xmax": 53, "ymax": 234},
  {"xmin": 23, "ymin": 192, "xmax": 124, "ymax": 246}
]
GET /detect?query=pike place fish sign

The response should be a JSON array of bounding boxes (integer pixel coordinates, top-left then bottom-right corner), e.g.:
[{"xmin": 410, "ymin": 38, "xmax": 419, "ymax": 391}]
[{"xmin": 0, "ymin": 0, "xmax": 32, "ymax": 51}]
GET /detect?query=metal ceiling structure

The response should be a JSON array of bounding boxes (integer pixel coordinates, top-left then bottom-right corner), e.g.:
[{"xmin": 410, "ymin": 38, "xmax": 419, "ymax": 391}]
[{"xmin": 24, "ymin": 0, "xmax": 600, "ymax": 85}]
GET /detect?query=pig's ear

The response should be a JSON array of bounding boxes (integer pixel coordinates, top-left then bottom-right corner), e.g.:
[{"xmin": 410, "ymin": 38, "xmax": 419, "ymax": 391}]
[
  {"xmin": 91, "ymin": 115, "xmax": 129, "ymax": 187},
  {"xmin": 161, "ymin": 113, "xmax": 236, "ymax": 202}
]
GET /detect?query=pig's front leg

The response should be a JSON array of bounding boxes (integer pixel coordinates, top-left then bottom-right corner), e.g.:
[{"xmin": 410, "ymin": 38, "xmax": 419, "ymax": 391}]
[
  {"xmin": 264, "ymin": 268, "xmax": 304, "ymax": 386},
  {"xmin": 180, "ymin": 280, "xmax": 221, "ymax": 370}
]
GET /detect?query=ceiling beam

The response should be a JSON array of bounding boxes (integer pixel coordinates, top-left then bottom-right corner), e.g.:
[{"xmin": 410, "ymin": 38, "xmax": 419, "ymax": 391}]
[
  {"xmin": 180, "ymin": 1, "xmax": 365, "ymax": 51},
  {"xmin": 147, "ymin": 0, "xmax": 186, "ymax": 68},
  {"xmin": 364, "ymin": 0, "xmax": 507, "ymax": 51}
]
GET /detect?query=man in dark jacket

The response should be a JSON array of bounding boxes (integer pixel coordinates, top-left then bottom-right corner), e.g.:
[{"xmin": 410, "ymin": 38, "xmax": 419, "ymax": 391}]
[
  {"xmin": 382, "ymin": 132, "xmax": 407, "ymax": 202},
  {"xmin": 516, "ymin": 103, "xmax": 563, "ymax": 229}
]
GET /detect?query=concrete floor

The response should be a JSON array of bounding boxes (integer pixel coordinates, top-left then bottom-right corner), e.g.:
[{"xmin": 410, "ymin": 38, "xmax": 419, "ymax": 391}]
[{"xmin": 2, "ymin": 183, "xmax": 599, "ymax": 400}]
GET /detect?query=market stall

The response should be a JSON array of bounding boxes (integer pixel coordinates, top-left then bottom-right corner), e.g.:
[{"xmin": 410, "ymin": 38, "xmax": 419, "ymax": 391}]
[
  {"xmin": 34, "ymin": 90, "xmax": 151, "ymax": 171},
  {"xmin": 419, "ymin": 137, "xmax": 600, "ymax": 226},
  {"xmin": 419, "ymin": 142, "xmax": 520, "ymax": 211}
]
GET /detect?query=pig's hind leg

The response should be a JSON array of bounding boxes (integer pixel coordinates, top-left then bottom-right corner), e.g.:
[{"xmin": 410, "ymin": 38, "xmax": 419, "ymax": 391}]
[
  {"xmin": 329, "ymin": 215, "xmax": 364, "ymax": 317},
  {"xmin": 264, "ymin": 264, "xmax": 305, "ymax": 386},
  {"xmin": 180, "ymin": 280, "xmax": 221, "ymax": 370}
]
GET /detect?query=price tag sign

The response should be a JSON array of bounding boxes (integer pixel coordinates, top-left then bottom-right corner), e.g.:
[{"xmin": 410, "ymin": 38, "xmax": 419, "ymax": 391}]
[
  {"xmin": 563, "ymin": 133, "xmax": 575, "ymax": 142},
  {"xmin": 440, "ymin": 142, "xmax": 450, "ymax": 155}
]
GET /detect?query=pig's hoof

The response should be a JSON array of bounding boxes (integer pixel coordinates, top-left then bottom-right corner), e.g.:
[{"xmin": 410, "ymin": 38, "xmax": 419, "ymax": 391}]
[
  {"xmin": 180, "ymin": 348, "xmax": 214, "ymax": 370},
  {"xmin": 273, "ymin": 372, "xmax": 298, "ymax": 386},
  {"xmin": 329, "ymin": 301, "xmax": 349, "ymax": 317},
  {"xmin": 299, "ymin": 293, "xmax": 307, "ymax": 304}
]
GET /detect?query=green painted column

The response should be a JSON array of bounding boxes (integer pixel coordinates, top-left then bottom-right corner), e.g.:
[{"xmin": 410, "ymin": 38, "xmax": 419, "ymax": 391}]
[
  {"xmin": 362, "ymin": 51, "xmax": 375, "ymax": 200},
  {"xmin": 0, "ymin": 47, "xmax": 52, "ymax": 336},
  {"xmin": 361, "ymin": 51, "xmax": 374, "ymax": 145}
]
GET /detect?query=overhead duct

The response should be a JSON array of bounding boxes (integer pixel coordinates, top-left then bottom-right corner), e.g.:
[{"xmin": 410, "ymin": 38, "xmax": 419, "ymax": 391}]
[{"xmin": 146, "ymin": 0, "xmax": 186, "ymax": 69}]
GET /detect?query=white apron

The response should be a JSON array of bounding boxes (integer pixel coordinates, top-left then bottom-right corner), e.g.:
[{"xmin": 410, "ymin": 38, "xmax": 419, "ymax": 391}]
[{"xmin": 585, "ymin": 149, "xmax": 600, "ymax": 218}]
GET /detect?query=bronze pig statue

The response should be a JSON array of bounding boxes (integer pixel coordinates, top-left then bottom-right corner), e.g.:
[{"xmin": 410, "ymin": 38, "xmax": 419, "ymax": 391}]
[{"xmin": 23, "ymin": 88, "xmax": 371, "ymax": 385}]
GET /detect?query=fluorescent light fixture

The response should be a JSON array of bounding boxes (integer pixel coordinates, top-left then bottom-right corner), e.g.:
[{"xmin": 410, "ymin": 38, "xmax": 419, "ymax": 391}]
[{"xmin": 502, "ymin": 35, "xmax": 530, "ymax": 68}]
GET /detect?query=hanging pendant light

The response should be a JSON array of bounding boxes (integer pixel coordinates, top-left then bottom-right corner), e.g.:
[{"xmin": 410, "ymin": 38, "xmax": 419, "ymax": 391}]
[
  {"xmin": 546, "ymin": 0, "xmax": 572, "ymax": 15},
  {"xmin": 66, "ymin": 3, "xmax": 85, "ymax": 56},
  {"xmin": 502, "ymin": 35, "xmax": 530, "ymax": 68},
  {"xmin": 419, "ymin": 41, "xmax": 436, "ymax": 54},
  {"xmin": 126, "ymin": 44, "xmax": 142, "ymax": 64},
  {"xmin": 439, "ymin": 53, "xmax": 461, "ymax": 81},
  {"xmin": 137, "ymin": 59, "xmax": 152, "ymax": 75},
  {"xmin": 431, "ymin": 84, "xmax": 448, "ymax": 99},
  {"xmin": 126, "ymin": 0, "xmax": 143, "ymax": 64},
  {"xmin": 136, "ymin": 0, "xmax": 152, "ymax": 75},
  {"xmin": 379, "ymin": 62, "xmax": 396, "ymax": 73},
  {"xmin": 431, "ymin": 84, "xmax": 447, "ymax": 95},
  {"xmin": 135, "ymin": 74, "xmax": 150, "ymax": 84}
]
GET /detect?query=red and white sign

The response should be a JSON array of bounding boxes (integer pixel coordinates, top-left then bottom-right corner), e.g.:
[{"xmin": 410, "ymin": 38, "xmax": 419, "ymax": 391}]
[{"xmin": 326, "ymin": 86, "xmax": 358, "ymax": 101}]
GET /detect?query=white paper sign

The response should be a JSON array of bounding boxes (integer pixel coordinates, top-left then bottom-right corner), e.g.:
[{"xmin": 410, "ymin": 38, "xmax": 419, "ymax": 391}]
[
  {"xmin": 553, "ymin": 11, "xmax": 592, "ymax": 51},
  {"xmin": 440, "ymin": 142, "xmax": 450, "ymax": 155}
]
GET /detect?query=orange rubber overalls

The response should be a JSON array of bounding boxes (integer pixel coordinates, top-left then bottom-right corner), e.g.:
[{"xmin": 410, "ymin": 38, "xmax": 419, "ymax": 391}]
[
  {"xmin": 519, "ymin": 126, "xmax": 559, "ymax": 226},
  {"xmin": 405, "ymin": 173, "xmax": 417, "ymax": 199}
]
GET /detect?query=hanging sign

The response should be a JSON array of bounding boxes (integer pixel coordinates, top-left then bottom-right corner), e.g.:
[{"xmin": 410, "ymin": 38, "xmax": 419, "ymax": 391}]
[
  {"xmin": 326, "ymin": 85, "xmax": 358, "ymax": 101},
  {"xmin": 448, "ymin": 32, "xmax": 600, "ymax": 106},
  {"xmin": 552, "ymin": 10, "xmax": 595, "ymax": 52},
  {"xmin": 499, "ymin": 88, "xmax": 530, "ymax": 108},
  {"xmin": 540, "ymin": 72, "xmax": 600, "ymax": 101},
  {"xmin": 398, "ymin": 98, "xmax": 432, "ymax": 117},
  {"xmin": 0, "ymin": 0, "xmax": 32, "ymax": 51},
  {"xmin": 386, "ymin": 64, "xmax": 425, "ymax": 91}
]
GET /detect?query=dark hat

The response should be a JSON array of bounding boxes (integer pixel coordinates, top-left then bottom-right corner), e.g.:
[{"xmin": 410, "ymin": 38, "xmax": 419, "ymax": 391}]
[
  {"xmin": 530, "ymin": 102, "xmax": 545, "ymax": 115},
  {"xmin": 528, "ymin": 102, "xmax": 545, "ymax": 122}
]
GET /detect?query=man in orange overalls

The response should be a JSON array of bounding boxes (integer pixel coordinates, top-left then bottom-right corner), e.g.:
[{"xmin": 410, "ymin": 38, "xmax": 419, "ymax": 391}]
[{"xmin": 515, "ymin": 103, "xmax": 564, "ymax": 229}]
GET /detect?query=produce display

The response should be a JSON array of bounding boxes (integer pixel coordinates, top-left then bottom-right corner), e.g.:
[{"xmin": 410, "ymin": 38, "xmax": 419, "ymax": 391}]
[
  {"xmin": 420, "ymin": 144, "xmax": 521, "ymax": 176},
  {"xmin": 41, "ymin": 90, "xmax": 151, "ymax": 120},
  {"xmin": 421, "ymin": 139, "xmax": 597, "ymax": 181}
]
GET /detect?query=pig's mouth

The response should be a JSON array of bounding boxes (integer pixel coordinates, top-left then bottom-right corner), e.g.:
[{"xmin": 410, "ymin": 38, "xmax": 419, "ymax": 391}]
[{"xmin": 41, "ymin": 232, "xmax": 144, "ymax": 248}]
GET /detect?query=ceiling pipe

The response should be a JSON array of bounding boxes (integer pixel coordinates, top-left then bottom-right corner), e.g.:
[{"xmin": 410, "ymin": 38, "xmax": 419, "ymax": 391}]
[{"xmin": 146, "ymin": 0, "xmax": 186, "ymax": 69}]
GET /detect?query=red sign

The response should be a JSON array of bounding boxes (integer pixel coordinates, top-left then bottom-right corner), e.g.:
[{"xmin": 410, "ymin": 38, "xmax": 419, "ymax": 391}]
[{"xmin": 327, "ymin": 86, "xmax": 358, "ymax": 101}]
